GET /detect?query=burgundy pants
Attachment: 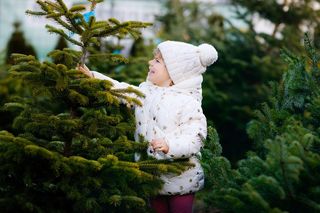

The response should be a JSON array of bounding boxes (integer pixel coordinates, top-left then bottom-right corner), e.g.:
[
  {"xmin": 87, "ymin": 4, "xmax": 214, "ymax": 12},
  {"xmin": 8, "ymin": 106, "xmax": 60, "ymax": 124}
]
[{"xmin": 150, "ymin": 193, "xmax": 195, "ymax": 213}]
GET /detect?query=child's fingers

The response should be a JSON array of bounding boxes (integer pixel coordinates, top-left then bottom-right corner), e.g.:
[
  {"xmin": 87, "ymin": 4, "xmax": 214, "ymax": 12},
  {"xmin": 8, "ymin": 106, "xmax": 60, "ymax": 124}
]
[
  {"xmin": 78, "ymin": 67, "xmax": 85, "ymax": 73},
  {"xmin": 83, "ymin": 65, "xmax": 91, "ymax": 73},
  {"xmin": 150, "ymin": 140, "xmax": 159, "ymax": 147},
  {"xmin": 154, "ymin": 145, "xmax": 162, "ymax": 150},
  {"xmin": 157, "ymin": 147, "xmax": 165, "ymax": 152},
  {"xmin": 150, "ymin": 139, "xmax": 168, "ymax": 154},
  {"xmin": 79, "ymin": 66, "xmax": 88, "ymax": 73},
  {"xmin": 79, "ymin": 63, "xmax": 88, "ymax": 71},
  {"xmin": 77, "ymin": 64, "xmax": 85, "ymax": 71},
  {"xmin": 151, "ymin": 139, "xmax": 166, "ymax": 147},
  {"xmin": 152, "ymin": 143, "xmax": 163, "ymax": 150}
]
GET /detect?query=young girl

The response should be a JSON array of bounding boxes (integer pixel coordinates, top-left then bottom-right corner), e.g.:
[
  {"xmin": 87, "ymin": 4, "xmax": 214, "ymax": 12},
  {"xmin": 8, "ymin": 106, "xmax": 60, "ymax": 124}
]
[{"xmin": 78, "ymin": 41, "xmax": 218, "ymax": 213}]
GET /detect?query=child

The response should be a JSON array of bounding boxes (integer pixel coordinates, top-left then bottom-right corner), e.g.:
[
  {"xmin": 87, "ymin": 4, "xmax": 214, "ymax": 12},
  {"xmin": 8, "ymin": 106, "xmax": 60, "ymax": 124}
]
[{"xmin": 78, "ymin": 41, "xmax": 218, "ymax": 213}]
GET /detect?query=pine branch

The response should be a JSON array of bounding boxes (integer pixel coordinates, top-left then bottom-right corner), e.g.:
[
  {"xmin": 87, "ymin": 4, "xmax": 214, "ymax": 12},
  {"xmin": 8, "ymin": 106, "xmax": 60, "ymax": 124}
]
[
  {"xmin": 296, "ymin": 195, "xmax": 320, "ymax": 211},
  {"xmin": 69, "ymin": 5, "xmax": 86, "ymax": 13},
  {"xmin": 46, "ymin": 13, "xmax": 64, "ymax": 19},
  {"xmin": 88, "ymin": 53, "xmax": 129, "ymax": 64},
  {"xmin": 66, "ymin": 12, "xmax": 85, "ymax": 34},
  {"xmin": 45, "ymin": 1, "xmax": 63, "ymax": 12},
  {"xmin": 55, "ymin": 0, "xmax": 68, "ymax": 13},
  {"xmin": 25, "ymin": 10, "xmax": 47, "ymax": 16},
  {"xmin": 88, "ymin": 16, "xmax": 96, "ymax": 28},
  {"xmin": 91, "ymin": 21, "xmax": 110, "ymax": 30},
  {"xmin": 10, "ymin": 54, "xmax": 36, "ymax": 64},
  {"xmin": 45, "ymin": 25, "xmax": 82, "ymax": 46},
  {"xmin": 109, "ymin": 91, "xmax": 142, "ymax": 107},
  {"xmin": 88, "ymin": 37, "xmax": 100, "ymax": 46},
  {"xmin": 2, "ymin": 102, "xmax": 26, "ymax": 112},
  {"xmin": 37, "ymin": 0, "xmax": 52, "ymax": 13},
  {"xmin": 111, "ymin": 87, "xmax": 145, "ymax": 98},
  {"xmin": 278, "ymin": 138, "xmax": 295, "ymax": 199},
  {"xmin": 51, "ymin": 16, "xmax": 76, "ymax": 32},
  {"xmin": 304, "ymin": 33, "xmax": 320, "ymax": 79}
]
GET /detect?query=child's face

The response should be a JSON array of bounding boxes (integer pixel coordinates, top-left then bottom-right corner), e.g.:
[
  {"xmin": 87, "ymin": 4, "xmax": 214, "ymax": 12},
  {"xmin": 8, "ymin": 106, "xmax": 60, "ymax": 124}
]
[{"xmin": 147, "ymin": 51, "xmax": 173, "ymax": 87}]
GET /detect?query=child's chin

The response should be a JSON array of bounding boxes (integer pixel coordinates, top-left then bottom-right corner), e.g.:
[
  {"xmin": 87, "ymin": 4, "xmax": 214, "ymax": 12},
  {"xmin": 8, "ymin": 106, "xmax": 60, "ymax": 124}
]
[
  {"xmin": 147, "ymin": 76, "xmax": 154, "ymax": 82},
  {"xmin": 148, "ymin": 79, "xmax": 157, "ymax": 85}
]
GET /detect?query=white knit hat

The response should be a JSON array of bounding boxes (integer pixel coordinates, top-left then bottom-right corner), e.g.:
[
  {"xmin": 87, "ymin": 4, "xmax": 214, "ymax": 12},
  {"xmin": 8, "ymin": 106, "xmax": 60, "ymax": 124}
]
[{"xmin": 157, "ymin": 41, "xmax": 218, "ymax": 84}]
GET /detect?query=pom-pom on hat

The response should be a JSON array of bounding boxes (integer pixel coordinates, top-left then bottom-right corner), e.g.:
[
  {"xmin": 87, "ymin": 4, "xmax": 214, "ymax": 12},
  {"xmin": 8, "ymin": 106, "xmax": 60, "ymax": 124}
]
[{"xmin": 157, "ymin": 41, "xmax": 218, "ymax": 84}]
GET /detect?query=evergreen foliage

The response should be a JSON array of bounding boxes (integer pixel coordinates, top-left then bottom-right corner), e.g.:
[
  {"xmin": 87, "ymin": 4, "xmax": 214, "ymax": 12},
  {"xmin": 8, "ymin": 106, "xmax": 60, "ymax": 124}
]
[
  {"xmin": 157, "ymin": 0, "xmax": 320, "ymax": 163},
  {"xmin": 201, "ymin": 35, "xmax": 320, "ymax": 213},
  {"xmin": 87, "ymin": 37, "xmax": 154, "ymax": 87},
  {"xmin": 5, "ymin": 21, "xmax": 37, "ymax": 64},
  {"xmin": 54, "ymin": 36, "xmax": 69, "ymax": 50},
  {"xmin": 0, "ymin": 1, "xmax": 191, "ymax": 212},
  {"xmin": 53, "ymin": 36, "xmax": 69, "ymax": 65},
  {"xmin": 0, "ymin": 68, "xmax": 28, "ymax": 132}
]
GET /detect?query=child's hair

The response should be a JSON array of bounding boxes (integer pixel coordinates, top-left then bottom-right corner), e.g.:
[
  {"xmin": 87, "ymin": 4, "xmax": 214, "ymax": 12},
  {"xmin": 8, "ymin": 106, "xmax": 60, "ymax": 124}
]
[{"xmin": 153, "ymin": 48, "xmax": 163, "ymax": 59}]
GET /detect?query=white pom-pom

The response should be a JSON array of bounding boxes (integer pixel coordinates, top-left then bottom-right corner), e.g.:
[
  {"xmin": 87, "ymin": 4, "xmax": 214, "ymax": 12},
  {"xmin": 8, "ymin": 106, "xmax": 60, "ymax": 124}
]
[{"xmin": 198, "ymin": 43, "xmax": 218, "ymax": 67}]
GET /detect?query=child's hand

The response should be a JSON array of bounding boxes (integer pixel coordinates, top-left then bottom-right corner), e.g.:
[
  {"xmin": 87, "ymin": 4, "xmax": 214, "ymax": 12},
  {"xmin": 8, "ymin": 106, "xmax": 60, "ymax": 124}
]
[
  {"xmin": 151, "ymin": 138, "xmax": 169, "ymax": 154},
  {"xmin": 77, "ymin": 63, "xmax": 94, "ymax": 78}
]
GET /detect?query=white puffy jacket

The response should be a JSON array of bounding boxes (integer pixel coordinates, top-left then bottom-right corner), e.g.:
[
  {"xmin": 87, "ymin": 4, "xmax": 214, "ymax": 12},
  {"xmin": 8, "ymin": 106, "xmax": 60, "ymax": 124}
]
[{"xmin": 92, "ymin": 71, "xmax": 207, "ymax": 195}]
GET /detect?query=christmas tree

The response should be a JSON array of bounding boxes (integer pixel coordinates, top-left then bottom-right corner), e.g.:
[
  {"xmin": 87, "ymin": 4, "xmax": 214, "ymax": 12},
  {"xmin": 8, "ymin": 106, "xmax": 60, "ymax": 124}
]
[
  {"xmin": 5, "ymin": 21, "xmax": 37, "ymax": 64},
  {"xmin": 156, "ymin": 0, "xmax": 320, "ymax": 164},
  {"xmin": 54, "ymin": 35, "xmax": 69, "ymax": 50},
  {"xmin": 0, "ymin": 0, "xmax": 191, "ymax": 212},
  {"xmin": 0, "ymin": 65, "xmax": 28, "ymax": 132},
  {"xmin": 201, "ymin": 34, "xmax": 320, "ymax": 213},
  {"xmin": 87, "ymin": 36, "xmax": 154, "ymax": 87}
]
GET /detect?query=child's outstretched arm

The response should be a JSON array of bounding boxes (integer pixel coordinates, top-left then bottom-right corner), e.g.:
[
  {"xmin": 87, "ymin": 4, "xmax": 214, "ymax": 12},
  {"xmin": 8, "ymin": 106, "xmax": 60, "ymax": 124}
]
[
  {"xmin": 78, "ymin": 64, "xmax": 145, "ymax": 107},
  {"xmin": 163, "ymin": 99, "xmax": 207, "ymax": 160},
  {"xmin": 78, "ymin": 64, "xmax": 141, "ymax": 91}
]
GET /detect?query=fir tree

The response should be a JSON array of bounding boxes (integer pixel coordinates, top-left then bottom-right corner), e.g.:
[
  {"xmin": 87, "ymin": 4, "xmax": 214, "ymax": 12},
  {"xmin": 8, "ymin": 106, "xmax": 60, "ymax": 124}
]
[
  {"xmin": 5, "ymin": 21, "xmax": 37, "ymax": 64},
  {"xmin": 0, "ymin": 67, "xmax": 28, "ymax": 132},
  {"xmin": 157, "ymin": 0, "xmax": 320, "ymax": 163},
  {"xmin": 201, "ymin": 35, "xmax": 320, "ymax": 213},
  {"xmin": 87, "ymin": 36, "xmax": 154, "ymax": 87},
  {"xmin": 54, "ymin": 35, "xmax": 69, "ymax": 50},
  {"xmin": 53, "ymin": 36, "xmax": 69, "ymax": 65},
  {"xmin": 0, "ymin": 0, "xmax": 192, "ymax": 212},
  {"xmin": 232, "ymin": 0, "xmax": 320, "ymax": 52}
]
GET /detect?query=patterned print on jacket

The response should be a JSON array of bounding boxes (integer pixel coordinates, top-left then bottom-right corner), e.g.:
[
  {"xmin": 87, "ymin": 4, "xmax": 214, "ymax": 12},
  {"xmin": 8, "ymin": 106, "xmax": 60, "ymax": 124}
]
[{"xmin": 92, "ymin": 71, "xmax": 207, "ymax": 195}]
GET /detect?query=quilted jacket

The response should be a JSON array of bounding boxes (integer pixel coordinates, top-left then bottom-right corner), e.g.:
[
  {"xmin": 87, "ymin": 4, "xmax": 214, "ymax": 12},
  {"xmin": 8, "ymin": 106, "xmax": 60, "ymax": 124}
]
[{"xmin": 92, "ymin": 71, "xmax": 207, "ymax": 195}]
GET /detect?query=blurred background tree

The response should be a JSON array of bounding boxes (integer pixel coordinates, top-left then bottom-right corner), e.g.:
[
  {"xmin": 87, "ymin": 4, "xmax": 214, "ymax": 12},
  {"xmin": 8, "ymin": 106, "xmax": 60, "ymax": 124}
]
[
  {"xmin": 155, "ymin": 0, "xmax": 320, "ymax": 163},
  {"xmin": 5, "ymin": 21, "xmax": 37, "ymax": 64},
  {"xmin": 200, "ymin": 35, "xmax": 320, "ymax": 213},
  {"xmin": 1, "ymin": 21, "xmax": 32, "ymax": 133},
  {"xmin": 54, "ymin": 35, "xmax": 69, "ymax": 50}
]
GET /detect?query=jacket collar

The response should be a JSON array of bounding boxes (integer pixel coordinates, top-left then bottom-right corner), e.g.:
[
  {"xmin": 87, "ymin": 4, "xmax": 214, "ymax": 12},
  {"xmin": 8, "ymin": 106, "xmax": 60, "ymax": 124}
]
[{"xmin": 145, "ymin": 75, "xmax": 203, "ymax": 102}]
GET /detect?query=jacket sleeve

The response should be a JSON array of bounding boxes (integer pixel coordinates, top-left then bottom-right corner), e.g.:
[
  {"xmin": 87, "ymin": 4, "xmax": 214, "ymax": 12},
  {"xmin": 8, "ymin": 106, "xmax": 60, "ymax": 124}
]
[
  {"xmin": 91, "ymin": 71, "xmax": 141, "ymax": 91},
  {"xmin": 91, "ymin": 71, "xmax": 145, "ymax": 106},
  {"xmin": 164, "ymin": 99, "xmax": 207, "ymax": 160}
]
